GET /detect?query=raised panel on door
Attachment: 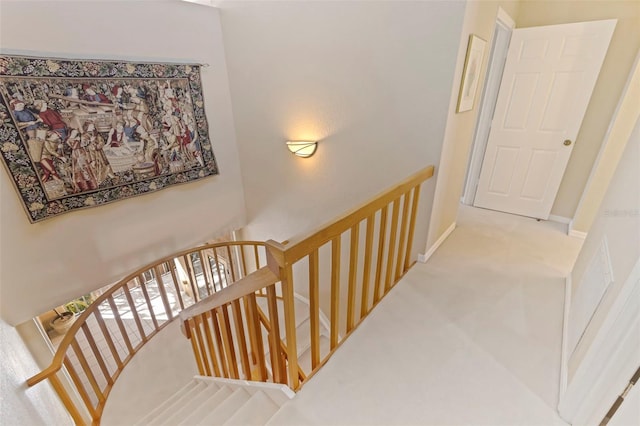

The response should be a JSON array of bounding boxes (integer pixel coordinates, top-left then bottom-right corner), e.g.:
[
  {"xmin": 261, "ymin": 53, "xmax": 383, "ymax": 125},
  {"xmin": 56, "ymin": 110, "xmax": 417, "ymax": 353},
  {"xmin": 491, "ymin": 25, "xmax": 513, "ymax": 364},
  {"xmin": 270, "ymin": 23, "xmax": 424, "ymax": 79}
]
[
  {"xmin": 487, "ymin": 146, "xmax": 519, "ymax": 195},
  {"xmin": 503, "ymin": 73, "xmax": 540, "ymax": 130},
  {"xmin": 520, "ymin": 149, "xmax": 558, "ymax": 201}
]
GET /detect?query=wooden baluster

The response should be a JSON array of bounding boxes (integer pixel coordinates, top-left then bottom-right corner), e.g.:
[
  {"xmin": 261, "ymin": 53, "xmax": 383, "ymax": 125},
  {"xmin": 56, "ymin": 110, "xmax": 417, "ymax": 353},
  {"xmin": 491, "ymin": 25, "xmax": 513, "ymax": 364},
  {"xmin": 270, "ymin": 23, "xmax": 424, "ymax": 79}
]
[
  {"xmin": 373, "ymin": 206, "xmax": 388, "ymax": 304},
  {"xmin": 217, "ymin": 305, "xmax": 239, "ymax": 379},
  {"xmin": 106, "ymin": 295, "xmax": 134, "ymax": 356},
  {"xmin": 309, "ymin": 249, "xmax": 320, "ymax": 370},
  {"xmin": 193, "ymin": 315, "xmax": 211, "ymax": 376},
  {"xmin": 264, "ymin": 240, "xmax": 288, "ymax": 383},
  {"xmin": 210, "ymin": 309, "xmax": 229, "ymax": 377},
  {"xmin": 201, "ymin": 311, "xmax": 222, "ymax": 376},
  {"xmin": 63, "ymin": 355, "xmax": 96, "ymax": 415},
  {"xmin": 395, "ymin": 191, "xmax": 412, "ymax": 281},
  {"xmin": 298, "ymin": 366, "xmax": 308, "ymax": 383},
  {"xmin": 254, "ymin": 245, "xmax": 261, "ymax": 269},
  {"xmin": 213, "ymin": 248, "xmax": 227, "ymax": 290},
  {"xmin": 187, "ymin": 318, "xmax": 206, "ymax": 376},
  {"xmin": 384, "ymin": 199, "xmax": 401, "ymax": 293},
  {"xmin": 182, "ymin": 255, "xmax": 199, "ymax": 301},
  {"xmin": 80, "ymin": 322, "xmax": 112, "ymax": 386},
  {"xmin": 49, "ymin": 374, "xmax": 86, "ymax": 426},
  {"xmin": 168, "ymin": 260, "xmax": 186, "ymax": 310},
  {"xmin": 208, "ymin": 252, "xmax": 218, "ymax": 291},
  {"xmin": 154, "ymin": 265, "xmax": 173, "ymax": 320},
  {"xmin": 404, "ymin": 184, "xmax": 421, "ymax": 271},
  {"xmin": 207, "ymin": 250, "xmax": 219, "ymax": 292},
  {"xmin": 94, "ymin": 309, "xmax": 123, "ymax": 369},
  {"xmin": 246, "ymin": 293, "xmax": 267, "ymax": 381},
  {"xmin": 330, "ymin": 236, "xmax": 341, "ymax": 350},
  {"xmin": 280, "ymin": 263, "xmax": 299, "ymax": 389},
  {"xmin": 198, "ymin": 250, "xmax": 213, "ymax": 296},
  {"xmin": 347, "ymin": 224, "xmax": 360, "ymax": 332},
  {"xmin": 360, "ymin": 214, "xmax": 375, "ymax": 318},
  {"xmin": 226, "ymin": 246, "xmax": 237, "ymax": 283},
  {"xmin": 138, "ymin": 274, "xmax": 159, "ymax": 330},
  {"xmin": 266, "ymin": 284, "xmax": 285, "ymax": 384},
  {"xmin": 70, "ymin": 340, "xmax": 105, "ymax": 404},
  {"xmin": 123, "ymin": 286, "xmax": 147, "ymax": 346},
  {"xmin": 241, "ymin": 296, "xmax": 256, "ymax": 366},
  {"xmin": 231, "ymin": 299, "xmax": 251, "ymax": 379},
  {"xmin": 239, "ymin": 245, "xmax": 248, "ymax": 278}
]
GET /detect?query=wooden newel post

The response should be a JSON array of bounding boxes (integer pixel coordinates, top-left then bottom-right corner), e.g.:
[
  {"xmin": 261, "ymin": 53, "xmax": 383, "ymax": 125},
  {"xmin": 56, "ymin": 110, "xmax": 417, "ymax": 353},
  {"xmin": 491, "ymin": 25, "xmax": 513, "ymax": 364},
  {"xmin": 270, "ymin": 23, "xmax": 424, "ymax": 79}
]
[
  {"xmin": 265, "ymin": 240, "xmax": 286, "ymax": 278},
  {"xmin": 265, "ymin": 240, "xmax": 300, "ymax": 390}
]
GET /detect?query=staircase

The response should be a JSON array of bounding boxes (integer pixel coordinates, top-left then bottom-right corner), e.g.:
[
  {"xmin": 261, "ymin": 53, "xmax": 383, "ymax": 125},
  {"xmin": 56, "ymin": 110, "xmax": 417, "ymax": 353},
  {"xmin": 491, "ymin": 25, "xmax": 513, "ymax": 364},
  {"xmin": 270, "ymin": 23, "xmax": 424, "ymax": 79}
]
[
  {"xmin": 137, "ymin": 294, "xmax": 330, "ymax": 425},
  {"xmin": 134, "ymin": 376, "xmax": 294, "ymax": 426},
  {"xmin": 136, "ymin": 294, "xmax": 330, "ymax": 426},
  {"xmin": 27, "ymin": 166, "xmax": 434, "ymax": 426}
]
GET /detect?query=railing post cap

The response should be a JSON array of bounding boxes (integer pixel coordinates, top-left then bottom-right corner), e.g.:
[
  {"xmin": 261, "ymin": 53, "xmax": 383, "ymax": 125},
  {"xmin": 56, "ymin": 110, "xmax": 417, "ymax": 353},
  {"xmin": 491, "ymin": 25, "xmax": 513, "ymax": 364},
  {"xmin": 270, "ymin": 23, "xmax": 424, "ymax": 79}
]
[{"xmin": 265, "ymin": 239, "xmax": 287, "ymax": 250}]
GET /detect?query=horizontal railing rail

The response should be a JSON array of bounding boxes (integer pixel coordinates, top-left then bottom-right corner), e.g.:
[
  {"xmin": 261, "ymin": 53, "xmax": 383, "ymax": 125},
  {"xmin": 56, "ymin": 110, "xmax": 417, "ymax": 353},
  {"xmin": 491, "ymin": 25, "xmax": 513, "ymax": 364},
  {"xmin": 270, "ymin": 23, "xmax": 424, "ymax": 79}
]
[
  {"xmin": 26, "ymin": 241, "xmax": 267, "ymax": 425},
  {"xmin": 281, "ymin": 166, "xmax": 435, "ymax": 264}
]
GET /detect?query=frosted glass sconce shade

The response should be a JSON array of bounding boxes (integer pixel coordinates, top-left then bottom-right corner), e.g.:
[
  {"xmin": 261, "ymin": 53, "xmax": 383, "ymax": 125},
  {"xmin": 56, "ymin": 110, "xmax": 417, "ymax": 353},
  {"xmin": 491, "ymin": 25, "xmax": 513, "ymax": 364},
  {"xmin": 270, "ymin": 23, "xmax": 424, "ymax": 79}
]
[{"xmin": 286, "ymin": 140, "xmax": 318, "ymax": 158}]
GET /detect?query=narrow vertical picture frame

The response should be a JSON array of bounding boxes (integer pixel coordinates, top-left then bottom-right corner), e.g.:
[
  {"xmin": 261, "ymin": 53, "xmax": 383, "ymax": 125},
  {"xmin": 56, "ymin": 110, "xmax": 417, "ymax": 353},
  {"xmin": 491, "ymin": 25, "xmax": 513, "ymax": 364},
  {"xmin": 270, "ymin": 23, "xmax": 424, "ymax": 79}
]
[{"xmin": 457, "ymin": 34, "xmax": 487, "ymax": 113}]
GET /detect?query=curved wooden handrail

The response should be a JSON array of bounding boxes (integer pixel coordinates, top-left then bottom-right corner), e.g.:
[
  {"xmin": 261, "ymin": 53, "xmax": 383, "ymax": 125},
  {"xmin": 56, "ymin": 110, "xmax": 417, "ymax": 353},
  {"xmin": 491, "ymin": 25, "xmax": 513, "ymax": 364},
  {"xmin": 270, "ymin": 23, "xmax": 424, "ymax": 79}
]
[{"xmin": 26, "ymin": 240, "xmax": 267, "ymax": 425}]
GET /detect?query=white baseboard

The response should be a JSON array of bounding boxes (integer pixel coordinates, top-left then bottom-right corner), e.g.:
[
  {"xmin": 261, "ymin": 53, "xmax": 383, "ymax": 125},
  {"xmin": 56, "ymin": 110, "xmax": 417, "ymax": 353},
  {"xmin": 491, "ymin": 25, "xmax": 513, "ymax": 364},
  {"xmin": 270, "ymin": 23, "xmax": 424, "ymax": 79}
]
[
  {"xmin": 559, "ymin": 275, "xmax": 572, "ymax": 401},
  {"xmin": 549, "ymin": 215, "xmax": 572, "ymax": 225},
  {"xmin": 418, "ymin": 222, "xmax": 456, "ymax": 263},
  {"xmin": 195, "ymin": 375, "xmax": 296, "ymax": 399},
  {"xmin": 569, "ymin": 229, "xmax": 588, "ymax": 239},
  {"xmin": 568, "ymin": 220, "xmax": 588, "ymax": 239}
]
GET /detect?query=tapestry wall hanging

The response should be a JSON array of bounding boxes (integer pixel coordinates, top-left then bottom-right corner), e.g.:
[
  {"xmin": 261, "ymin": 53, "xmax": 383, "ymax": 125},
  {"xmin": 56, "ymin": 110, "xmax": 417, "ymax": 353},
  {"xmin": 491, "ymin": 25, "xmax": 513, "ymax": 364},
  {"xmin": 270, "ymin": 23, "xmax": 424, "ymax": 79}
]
[{"xmin": 0, "ymin": 55, "xmax": 218, "ymax": 223}]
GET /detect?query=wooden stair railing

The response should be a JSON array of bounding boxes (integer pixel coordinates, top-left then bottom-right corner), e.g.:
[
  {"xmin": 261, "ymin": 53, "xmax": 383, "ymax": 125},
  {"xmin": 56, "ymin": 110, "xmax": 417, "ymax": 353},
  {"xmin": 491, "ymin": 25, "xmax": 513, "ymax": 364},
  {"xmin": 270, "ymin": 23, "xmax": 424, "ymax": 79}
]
[
  {"xmin": 254, "ymin": 297, "xmax": 308, "ymax": 382},
  {"xmin": 26, "ymin": 241, "xmax": 267, "ymax": 426},
  {"xmin": 26, "ymin": 165, "xmax": 434, "ymax": 425},
  {"xmin": 181, "ymin": 165, "xmax": 435, "ymax": 391},
  {"xmin": 179, "ymin": 266, "xmax": 289, "ymax": 384}
]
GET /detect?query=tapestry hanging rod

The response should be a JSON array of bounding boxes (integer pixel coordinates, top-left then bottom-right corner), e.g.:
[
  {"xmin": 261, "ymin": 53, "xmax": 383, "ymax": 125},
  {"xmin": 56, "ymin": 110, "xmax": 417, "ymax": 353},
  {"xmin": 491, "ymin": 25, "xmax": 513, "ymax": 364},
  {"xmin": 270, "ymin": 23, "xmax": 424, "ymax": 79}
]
[{"xmin": 0, "ymin": 53, "xmax": 210, "ymax": 67}]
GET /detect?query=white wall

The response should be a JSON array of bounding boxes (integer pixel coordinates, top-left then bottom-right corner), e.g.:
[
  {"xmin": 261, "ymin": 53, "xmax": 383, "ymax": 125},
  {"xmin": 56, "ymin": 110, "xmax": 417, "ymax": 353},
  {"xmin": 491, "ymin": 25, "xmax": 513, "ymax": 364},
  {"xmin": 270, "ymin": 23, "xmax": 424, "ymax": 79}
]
[
  {"xmin": 426, "ymin": 0, "xmax": 520, "ymax": 250},
  {"xmin": 568, "ymin": 116, "xmax": 640, "ymax": 379},
  {"xmin": 572, "ymin": 50, "xmax": 640, "ymax": 234},
  {"xmin": 0, "ymin": 318, "xmax": 71, "ymax": 425},
  {"xmin": 0, "ymin": 0, "xmax": 246, "ymax": 325},
  {"xmin": 216, "ymin": 0, "xmax": 465, "ymax": 255},
  {"xmin": 560, "ymin": 117, "xmax": 640, "ymax": 423}
]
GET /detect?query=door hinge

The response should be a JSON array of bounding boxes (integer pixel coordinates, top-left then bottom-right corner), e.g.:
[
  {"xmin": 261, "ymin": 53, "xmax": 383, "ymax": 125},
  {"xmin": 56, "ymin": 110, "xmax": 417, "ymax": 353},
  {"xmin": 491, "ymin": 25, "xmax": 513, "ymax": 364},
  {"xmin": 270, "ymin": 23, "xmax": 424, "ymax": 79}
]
[{"xmin": 600, "ymin": 366, "xmax": 640, "ymax": 426}]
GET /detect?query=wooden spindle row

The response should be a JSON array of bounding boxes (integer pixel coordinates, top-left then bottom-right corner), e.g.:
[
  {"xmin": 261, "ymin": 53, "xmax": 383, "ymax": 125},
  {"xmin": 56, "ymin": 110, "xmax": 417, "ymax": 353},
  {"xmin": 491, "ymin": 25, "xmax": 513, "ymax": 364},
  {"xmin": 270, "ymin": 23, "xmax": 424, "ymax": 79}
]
[
  {"xmin": 294, "ymin": 183, "xmax": 423, "ymax": 383},
  {"xmin": 185, "ymin": 281, "xmax": 295, "ymax": 387},
  {"xmin": 182, "ymin": 169, "xmax": 432, "ymax": 397}
]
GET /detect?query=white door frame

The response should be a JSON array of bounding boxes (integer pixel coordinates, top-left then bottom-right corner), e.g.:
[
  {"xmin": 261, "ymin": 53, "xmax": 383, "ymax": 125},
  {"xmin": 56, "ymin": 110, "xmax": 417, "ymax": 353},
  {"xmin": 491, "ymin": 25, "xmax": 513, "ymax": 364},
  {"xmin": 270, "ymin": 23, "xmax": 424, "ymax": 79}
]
[
  {"xmin": 461, "ymin": 8, "xmax": 515, "ymax": 206},
  {"xmin": 558, "ymin": 259, "xmax": 640, "ymax": 424}
]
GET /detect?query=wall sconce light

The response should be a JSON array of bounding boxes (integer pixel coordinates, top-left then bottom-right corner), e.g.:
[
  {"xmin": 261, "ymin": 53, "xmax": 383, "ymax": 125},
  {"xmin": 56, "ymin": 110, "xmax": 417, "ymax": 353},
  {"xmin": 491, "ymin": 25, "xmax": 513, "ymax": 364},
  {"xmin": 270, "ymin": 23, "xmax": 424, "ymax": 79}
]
[{"xmin": 286, "ymin": 140, "xmax": 318, "ymax": 158}]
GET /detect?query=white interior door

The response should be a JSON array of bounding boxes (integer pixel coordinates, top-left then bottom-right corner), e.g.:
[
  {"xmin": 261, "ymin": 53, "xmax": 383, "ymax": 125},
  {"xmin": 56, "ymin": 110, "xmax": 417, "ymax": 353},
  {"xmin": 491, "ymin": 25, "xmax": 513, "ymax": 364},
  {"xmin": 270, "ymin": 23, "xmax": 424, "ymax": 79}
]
[{"xmin": 474, "ymin": 19, "xmax": 616, "ymax": 219}]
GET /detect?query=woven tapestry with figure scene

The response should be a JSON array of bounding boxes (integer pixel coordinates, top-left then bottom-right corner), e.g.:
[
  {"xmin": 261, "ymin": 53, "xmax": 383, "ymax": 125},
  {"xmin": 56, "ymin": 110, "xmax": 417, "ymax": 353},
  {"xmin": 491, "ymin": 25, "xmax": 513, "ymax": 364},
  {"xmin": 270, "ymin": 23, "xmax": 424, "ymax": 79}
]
[{"xmin": 0, "ymin": 55, "xmax": 218, "ymax": 222}]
